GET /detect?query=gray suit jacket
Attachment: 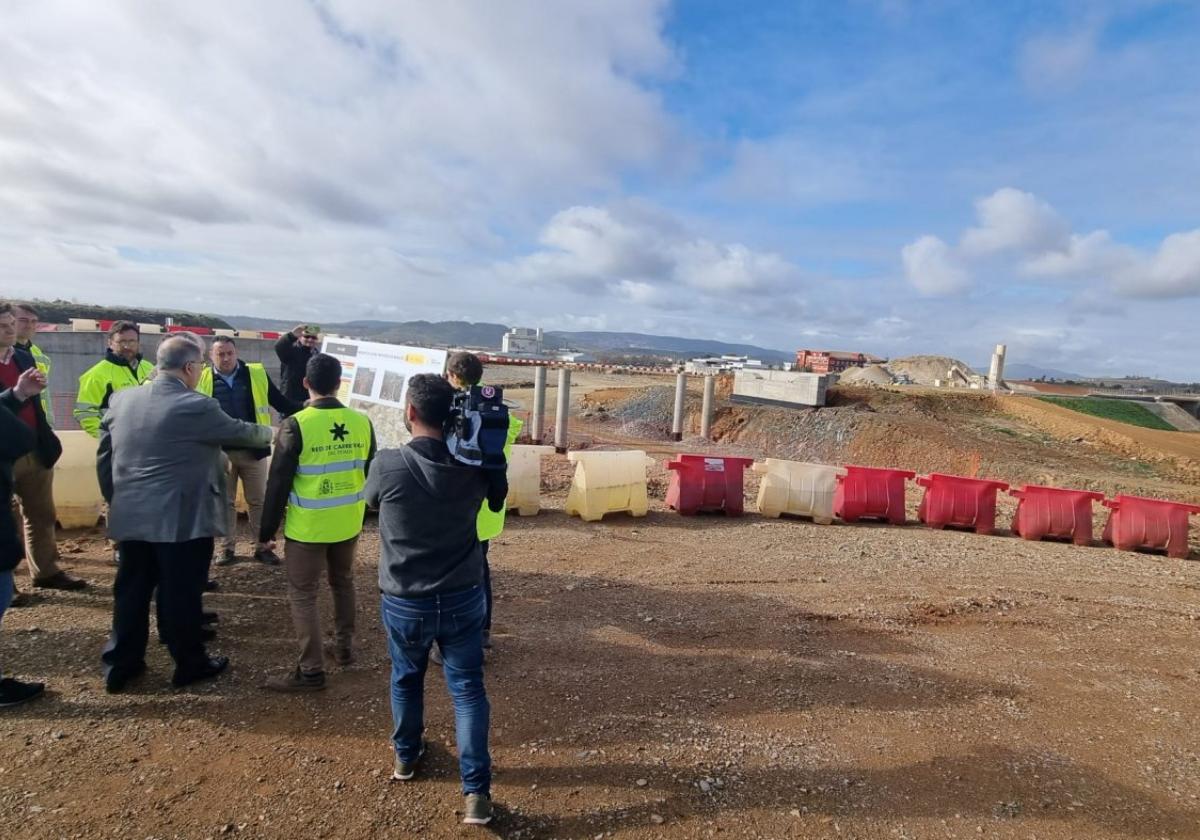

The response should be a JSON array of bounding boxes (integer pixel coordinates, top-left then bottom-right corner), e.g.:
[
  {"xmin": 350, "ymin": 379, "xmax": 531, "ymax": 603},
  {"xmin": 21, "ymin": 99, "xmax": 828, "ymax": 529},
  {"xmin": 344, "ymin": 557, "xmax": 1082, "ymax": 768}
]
[{"xmin": 98, "ymin": 374, "xmax": 273, "ymax": 543}]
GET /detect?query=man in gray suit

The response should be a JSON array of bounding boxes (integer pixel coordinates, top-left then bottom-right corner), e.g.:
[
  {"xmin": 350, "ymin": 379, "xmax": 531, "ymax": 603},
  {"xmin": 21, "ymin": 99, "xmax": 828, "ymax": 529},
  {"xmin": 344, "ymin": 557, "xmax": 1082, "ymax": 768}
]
[{"xmin": 98, "ymin": 334, "xmax": 272, "ymax": 692}]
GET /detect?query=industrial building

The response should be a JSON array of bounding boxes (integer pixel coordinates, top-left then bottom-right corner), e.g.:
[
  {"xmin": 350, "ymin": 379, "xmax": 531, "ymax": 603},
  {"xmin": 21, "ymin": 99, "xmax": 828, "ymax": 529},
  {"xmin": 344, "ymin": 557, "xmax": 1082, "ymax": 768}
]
[
  {"xmin": 685, "ymin": 355, "xmax": 765, "ymax": 374},
  {"xmin": 501, "ymin": 327, "xmax": 544, "ymax": 355},
  {"xmin": 795, "ymin": 349, "xmax": 886, "ymax": 374}
]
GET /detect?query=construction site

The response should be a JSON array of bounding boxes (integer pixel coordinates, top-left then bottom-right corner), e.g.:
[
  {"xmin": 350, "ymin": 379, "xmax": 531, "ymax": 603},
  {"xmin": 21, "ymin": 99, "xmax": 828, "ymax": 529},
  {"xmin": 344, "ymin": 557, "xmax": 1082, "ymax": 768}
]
[{"xmin": 3, "ymin": 327, "xmax": 1199, "ymax": 839}]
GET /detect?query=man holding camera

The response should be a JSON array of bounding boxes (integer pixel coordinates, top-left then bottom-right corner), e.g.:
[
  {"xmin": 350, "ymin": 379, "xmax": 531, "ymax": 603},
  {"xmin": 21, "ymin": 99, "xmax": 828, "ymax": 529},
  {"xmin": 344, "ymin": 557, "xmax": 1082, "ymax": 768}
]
[
  {"xmin": 365, "ymin": 374, "xmax": 506, "ymax": 826},
  {"xmin": 274, "ymin": 324, "xmax": 322, "ymax": 407},
  {"xmin": 445, "ymin": 352, "xmax": 523, "ymax": 651}
]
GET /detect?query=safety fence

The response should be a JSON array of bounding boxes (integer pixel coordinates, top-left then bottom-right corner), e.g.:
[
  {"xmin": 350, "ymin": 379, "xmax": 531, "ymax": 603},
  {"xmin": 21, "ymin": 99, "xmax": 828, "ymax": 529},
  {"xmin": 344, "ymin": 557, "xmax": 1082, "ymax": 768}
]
[{"xmin": 50, "ymin": 435, "xmax": 1200, "ymax": 561}]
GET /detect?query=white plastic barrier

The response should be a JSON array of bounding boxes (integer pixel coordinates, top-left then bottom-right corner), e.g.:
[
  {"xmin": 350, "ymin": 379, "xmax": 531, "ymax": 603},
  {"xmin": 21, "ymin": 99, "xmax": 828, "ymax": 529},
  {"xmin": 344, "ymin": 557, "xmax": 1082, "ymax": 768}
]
[
  {"xmin": 53, "ymin": 431, "xmax": 104, "ymax": 528},
  {"xmin": 506, "ymin": 444, "xmax": 555, "ymax": 516},
  {"xmin": 753, "ymin": 459, "xmax": 847, "ymax": 524},
  {"xmin": 565, "ymin": 450, "xmax": 656, "ymax": 522}
]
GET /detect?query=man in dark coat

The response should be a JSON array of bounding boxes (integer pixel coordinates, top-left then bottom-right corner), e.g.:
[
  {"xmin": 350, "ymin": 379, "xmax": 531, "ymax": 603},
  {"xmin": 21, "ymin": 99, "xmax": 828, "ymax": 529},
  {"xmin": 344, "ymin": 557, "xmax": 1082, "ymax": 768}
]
[
  {"xmin": 1, "ymin": 364, "xmax": 48, "ymax": 707},
  {"xmin": 274, "ymin": 324, "xmax": 321, "ymax": 406},
  {"xmin": 0, "ymin": 303, "xmax": 83, "ymax": 593}
]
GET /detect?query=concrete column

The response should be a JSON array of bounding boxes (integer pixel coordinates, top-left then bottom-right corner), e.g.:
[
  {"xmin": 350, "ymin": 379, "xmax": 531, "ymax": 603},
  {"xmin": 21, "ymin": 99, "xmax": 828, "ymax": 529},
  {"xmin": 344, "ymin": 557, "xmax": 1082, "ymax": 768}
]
[
  {"xmin": 554, "ymin": 367, "xmax": 571, "ymax": 453},
  {"xmin": 530, "ymin": 365, "xmax": 547, "ymax": 444},
  {"xmin": 989, "ymin": 343, "xmax": 1007, "ymax": 391},
  {"xmin": 671, "ymin": 372, "xmax": 686, "ymax": 441},
  {"xmin": 700, "ymin": 374, "xmax": 715, "ymax": 440}
]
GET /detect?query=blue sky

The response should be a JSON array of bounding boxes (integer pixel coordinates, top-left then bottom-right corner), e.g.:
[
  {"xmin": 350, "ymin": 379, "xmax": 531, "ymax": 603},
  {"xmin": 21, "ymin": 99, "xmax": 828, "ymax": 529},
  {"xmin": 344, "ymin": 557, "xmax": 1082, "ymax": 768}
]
[{"xmin": 1, "ymin": 1, "xmax": 1198, "ymax": 378}]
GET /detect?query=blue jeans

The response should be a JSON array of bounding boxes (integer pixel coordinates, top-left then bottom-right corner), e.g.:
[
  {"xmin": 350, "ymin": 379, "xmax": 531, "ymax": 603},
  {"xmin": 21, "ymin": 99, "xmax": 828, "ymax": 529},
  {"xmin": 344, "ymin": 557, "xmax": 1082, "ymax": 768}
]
[
  {"xmin": 381, "ymin": 585, "xmax": 491, "ymax": 794},
  {"xmin": 0, "ymin": 570, "xmax": 13, "ymax": 679}
]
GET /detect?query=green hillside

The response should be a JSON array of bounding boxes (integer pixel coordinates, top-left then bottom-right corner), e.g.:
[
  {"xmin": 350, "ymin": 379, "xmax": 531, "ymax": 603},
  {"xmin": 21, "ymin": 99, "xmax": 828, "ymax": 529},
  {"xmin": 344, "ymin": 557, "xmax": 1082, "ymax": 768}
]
[{"xmin": 1036, "ymin": 396, "xmax": 1177, "ymax": 431}]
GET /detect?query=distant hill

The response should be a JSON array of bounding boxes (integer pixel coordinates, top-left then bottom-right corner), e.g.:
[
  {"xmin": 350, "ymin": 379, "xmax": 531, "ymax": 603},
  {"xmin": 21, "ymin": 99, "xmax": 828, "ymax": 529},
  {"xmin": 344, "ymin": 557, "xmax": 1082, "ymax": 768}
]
[
  {"xmin": 15, "ymin": 299, "xmax": 233, "ymax": 330},
  {"xmin": 973, "ymin": 362, "xmax": 1086, "ymax": 382},
  {"xmin": 222, "ymin": 316, "xmax": 794, "ymax": 362},
  {"xmin": 545, "ymin": 330, "xmax": 794, "ymax": 363}
]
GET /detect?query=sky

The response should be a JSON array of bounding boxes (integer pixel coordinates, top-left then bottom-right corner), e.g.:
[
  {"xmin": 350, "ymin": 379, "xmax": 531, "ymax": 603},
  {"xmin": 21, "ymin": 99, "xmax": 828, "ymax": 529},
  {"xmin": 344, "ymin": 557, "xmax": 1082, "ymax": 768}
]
[{"xmin": 1, "ymin": 0, "xmax": 1198, "ymax": 378}]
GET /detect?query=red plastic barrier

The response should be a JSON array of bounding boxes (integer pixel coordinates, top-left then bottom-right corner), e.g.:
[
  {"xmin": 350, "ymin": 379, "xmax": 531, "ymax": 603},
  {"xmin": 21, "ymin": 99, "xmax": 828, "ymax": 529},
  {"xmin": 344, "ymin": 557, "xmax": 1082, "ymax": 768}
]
[
  {"xmin": 834, "ymin": 465, "xmax": 916, "ymax": 525},
  {"xmin": 166, "ymin": 325, "xmax": 213, "ymax": 335},
  {"xmin": 260, "ymin": 331, "xmax": 281, "ymax": 340},
  {"xmin": 98, "ymin": 319, "xmax": 115, "ymax": 332},
  {"xmin": 916, "ymin": 473, "xmax": 1010, "ymax": 535},
  {"xmin": 1101, "ymin": 494, "xmax": 1200, "ymax": 559},
  {"xmin": 665, "ymin": 454, "xmax": 755, "ymax": 516},
  {"xmin": 1008, "ymin": 485, "xmax": 1105, "ymax": 545}
]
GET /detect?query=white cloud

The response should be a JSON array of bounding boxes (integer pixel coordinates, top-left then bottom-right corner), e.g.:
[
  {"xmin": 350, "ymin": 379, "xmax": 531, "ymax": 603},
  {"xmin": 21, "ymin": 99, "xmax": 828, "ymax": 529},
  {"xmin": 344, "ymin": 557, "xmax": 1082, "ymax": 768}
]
[
  {"xmin": 1021, "ymin": 230, "xmax": 1123, "ymax": 278},
  {"xmin": 960, "ymin": 188, "xmax": 1070, "ymax": 257},
  {"xmin": 509, "ymin": 203, "xmax": 803, "ymax": 302},
  {"xmin": 1130, "ymin": 229, "xmax": 1200, "ymax": 298},
  {"xmin": 901, "ymin": 235, "xmax": 970, "ymax": 296},
  {"xmin": 903, "ymin": 187, "xmax": 1200, "ymax": 302},
  {"xmin": 0, "ymin": 0, "xmax": 677, "ymax": 240}
]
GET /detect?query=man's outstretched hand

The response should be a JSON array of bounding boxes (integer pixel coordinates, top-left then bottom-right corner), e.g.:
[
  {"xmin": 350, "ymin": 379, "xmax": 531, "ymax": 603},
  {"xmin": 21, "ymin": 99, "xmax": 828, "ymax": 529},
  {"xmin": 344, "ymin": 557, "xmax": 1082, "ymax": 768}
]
[{"xmin": 14, "ymin": 367, "xmax": 47, "ymax": 401}]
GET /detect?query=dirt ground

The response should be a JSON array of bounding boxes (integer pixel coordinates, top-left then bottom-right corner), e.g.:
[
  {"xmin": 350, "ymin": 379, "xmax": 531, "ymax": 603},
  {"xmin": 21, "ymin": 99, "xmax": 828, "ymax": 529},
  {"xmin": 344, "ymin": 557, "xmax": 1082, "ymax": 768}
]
[{"xmin": 3, "ymin": 372, "xmax": 1200, "ymax": 839}]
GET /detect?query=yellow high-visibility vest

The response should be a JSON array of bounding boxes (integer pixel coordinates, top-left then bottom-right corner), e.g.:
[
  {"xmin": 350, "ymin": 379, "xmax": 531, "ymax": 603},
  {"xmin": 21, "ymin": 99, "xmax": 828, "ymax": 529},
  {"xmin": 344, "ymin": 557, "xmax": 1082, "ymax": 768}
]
[
  {"xmin": 21, "ymin": 341, "xmax": 53, "ymax": 425},
  {"xmin": 74, "ymin": 355, "xmax": 154, "ymax": 437},
  {"xmin": 197, "ymin": 363, "xmax": 272, "ymax": 427},
  {"xmin": 477, "ymin": 412, "xmax": 524, "ymax": 541},
  {"xmin": 284, "ymin": 406, "xmax": 371, "ymax": 544}
]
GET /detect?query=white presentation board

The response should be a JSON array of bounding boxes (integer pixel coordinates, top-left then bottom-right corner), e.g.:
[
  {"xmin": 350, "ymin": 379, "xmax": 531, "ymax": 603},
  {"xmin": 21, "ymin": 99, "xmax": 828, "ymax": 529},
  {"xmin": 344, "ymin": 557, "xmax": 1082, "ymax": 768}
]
[{"xmin": 321, "ymin": 336, "xmax": 448, "ymax": 447}]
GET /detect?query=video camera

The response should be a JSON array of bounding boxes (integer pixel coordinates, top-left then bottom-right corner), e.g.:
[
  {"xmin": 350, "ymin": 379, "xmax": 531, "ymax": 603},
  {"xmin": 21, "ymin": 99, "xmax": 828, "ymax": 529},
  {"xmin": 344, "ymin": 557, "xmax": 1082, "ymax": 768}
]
[{"xmin": 445, "ymin": 384, "xmax": 510, "ymax": 470}]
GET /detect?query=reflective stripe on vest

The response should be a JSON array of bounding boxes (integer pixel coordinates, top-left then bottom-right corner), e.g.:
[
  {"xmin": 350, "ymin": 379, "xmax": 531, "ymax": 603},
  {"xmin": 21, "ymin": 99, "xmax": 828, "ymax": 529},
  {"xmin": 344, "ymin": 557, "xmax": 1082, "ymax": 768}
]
[
  {"xmin": 197, "ymin": 363, "xmax": 273, "ymax": 427},
  {"xmin": 284, "ymin": 405, "xmax": 371, "ymax": 543},
  {"xmin": 247, "ymin": 364, "xmax": 271, "ymax": 426},
  {"xmin": 288, "ymin": 490, "xmax": 366, "ymax": 509},
  {"xmin": 295, "ymin": 459, "xmax": 368, "ymax": 475},
  {"xmin": 28, "ymin": 342, "xmax": 53, "ymax": 426}
]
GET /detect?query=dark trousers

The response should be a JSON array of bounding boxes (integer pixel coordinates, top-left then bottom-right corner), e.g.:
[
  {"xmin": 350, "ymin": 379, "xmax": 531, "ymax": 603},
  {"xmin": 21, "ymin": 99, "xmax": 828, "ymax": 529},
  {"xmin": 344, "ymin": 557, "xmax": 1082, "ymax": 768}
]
[
  {"xmin": 102, "ymin": 538, "xmax": 213, "ymax": 678},
  {"xmin": 481, "ymin": 540, "xmax": 492, "ymax": 636}
]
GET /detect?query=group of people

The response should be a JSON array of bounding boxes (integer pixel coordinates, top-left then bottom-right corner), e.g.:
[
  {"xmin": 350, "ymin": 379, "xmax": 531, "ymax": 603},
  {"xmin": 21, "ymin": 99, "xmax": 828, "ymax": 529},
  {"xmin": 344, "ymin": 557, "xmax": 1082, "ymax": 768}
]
[{"xmin": 0, "ymin": 307, "xmax": 517, "ymax": 826}]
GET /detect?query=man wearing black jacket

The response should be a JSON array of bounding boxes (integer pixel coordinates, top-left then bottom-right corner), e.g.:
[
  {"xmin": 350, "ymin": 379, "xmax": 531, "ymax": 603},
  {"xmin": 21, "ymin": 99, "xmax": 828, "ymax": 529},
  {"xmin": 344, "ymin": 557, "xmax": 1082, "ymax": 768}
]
[
  {"xmin": 274, "ymin": 324, "xmax": 321, "ymax": 405},
  {"xmin": 201, "ymin": 336, "xmax": 301, "ymax": 565},
  {"xmin": 1, "ymin": 364, "xmax": 48, "ymax": 707},
  {"xmin": 0, "ymin": 304, "xmax": 84, "ymax": 593},
  {"xmin": 365, "ymin": 374, "xmax": 505, "ymax": 827}
]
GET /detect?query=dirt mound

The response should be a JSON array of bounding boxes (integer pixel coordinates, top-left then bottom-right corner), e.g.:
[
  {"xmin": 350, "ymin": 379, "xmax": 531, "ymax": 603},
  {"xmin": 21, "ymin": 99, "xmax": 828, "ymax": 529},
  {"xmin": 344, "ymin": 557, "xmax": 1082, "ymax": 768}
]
[
  {"xmin": 887, "ymin": 355, "xmax": 977, "ymax": 386},
  {"xmin": 839, "ymin": 364, "xmax": 894, "ymax": 387}
]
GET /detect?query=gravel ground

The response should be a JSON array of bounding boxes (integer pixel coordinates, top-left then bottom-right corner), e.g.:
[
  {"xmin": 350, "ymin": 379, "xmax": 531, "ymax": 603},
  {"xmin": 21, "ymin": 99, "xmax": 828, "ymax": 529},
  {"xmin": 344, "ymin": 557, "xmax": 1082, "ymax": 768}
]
[
  {"xmin": 3, "ymin": 373, "xmax": 1198, "ymax": 839},
  {"xmin": 2, "ymin": 479, "xmax": 1199, "ymax": 839}
]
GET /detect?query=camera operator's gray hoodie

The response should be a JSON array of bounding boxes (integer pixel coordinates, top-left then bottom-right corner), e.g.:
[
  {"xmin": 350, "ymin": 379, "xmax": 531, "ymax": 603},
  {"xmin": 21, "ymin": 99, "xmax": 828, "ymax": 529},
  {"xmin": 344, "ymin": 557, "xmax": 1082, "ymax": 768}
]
[{"xmin": 365, "ymin": 437, "xmax": 503, "ymax": 598}]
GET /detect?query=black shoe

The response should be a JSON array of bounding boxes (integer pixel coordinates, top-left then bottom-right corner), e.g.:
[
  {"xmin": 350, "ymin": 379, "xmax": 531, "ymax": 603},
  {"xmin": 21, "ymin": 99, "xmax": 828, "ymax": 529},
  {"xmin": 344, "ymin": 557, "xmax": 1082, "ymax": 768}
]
[
  {"xmin": 254, "ymin": 548, "xmax": 281, "ymax": 566},
  {"xmin": 201, "ymin": 611, "xmax": 219, "ymax": 625},
  {"xmin": 214, "ymin": 548, "xmax": 237, "ymax": 567},
  {"xmin": 172, "ymin": 656, "xmax": 229, "ymax": 688},
  {"xmin": 204, "ymin": 580, "xmax": 220, "ymax": 593},
  {"xmin": 0, "ymin": 677, "xmax": 46, "ymax": 708},
  {"xmin": 32, "ymin": 572, "xmax": 88, "ymax": 591},
  {"xmin": 104, "ymin": 662, "xmax": 146, "ymax": 695}
]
